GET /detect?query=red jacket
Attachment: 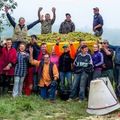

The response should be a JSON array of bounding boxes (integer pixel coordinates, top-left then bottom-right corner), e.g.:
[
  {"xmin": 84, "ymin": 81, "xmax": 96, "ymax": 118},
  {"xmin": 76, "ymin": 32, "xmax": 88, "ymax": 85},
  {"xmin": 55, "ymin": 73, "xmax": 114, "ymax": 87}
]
[{"xmin": 0, "ymin": 47, "xmax": 17, "ymax": 75}]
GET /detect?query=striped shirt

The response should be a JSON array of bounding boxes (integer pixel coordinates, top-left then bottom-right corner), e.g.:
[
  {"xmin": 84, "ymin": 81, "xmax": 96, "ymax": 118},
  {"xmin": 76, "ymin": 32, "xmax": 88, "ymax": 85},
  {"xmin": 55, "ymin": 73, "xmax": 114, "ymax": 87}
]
[{"xmin": 14, "ymin": 52, "xmax": 29, "ymax": 77}]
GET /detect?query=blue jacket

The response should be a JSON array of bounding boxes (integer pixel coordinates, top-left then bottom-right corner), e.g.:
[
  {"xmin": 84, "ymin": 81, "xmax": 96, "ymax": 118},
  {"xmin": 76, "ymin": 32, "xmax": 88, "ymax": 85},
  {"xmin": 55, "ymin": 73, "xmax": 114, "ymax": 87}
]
[
  {"xmin": 109, "ymin": 45, "xmax": 120, "ymax": 51},
  {"xmin": 73, "ymin": 53, "xmax": 93, "ymax": 74},
  {"xmin": 109, "ymin": 45, "xmax": 120, "ymax": 65},
  {"xmin": 92, "ymin": 51, "xmax": 104, "ymax": 68},
  {"xmin": 14, "ymin": 52, "xmax": 29, "ymax": 77},
  {"xmin": 93, "ymin": 13, "xmax": 103, "ymax": 31}
]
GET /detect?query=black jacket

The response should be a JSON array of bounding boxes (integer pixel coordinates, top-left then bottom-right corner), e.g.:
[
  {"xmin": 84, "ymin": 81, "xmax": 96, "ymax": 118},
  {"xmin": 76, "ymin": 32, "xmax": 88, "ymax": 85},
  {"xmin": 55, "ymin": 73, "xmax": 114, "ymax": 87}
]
[
  {"xmin": 26, "ymin": 43, "xmax": 40, "ymax": 60},
  {"xmin": 59, "ymin": 52, "xmax": 73, "ymax": 72},
  {"xmin": 100, "ymin": 48, "xmax": 113, "ymax": 70}
]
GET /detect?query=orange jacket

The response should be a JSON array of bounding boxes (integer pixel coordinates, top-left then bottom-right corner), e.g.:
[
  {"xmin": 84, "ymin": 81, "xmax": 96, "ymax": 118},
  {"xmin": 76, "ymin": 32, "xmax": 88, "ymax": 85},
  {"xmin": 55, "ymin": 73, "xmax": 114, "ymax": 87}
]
[{"xmin": 30, "ymin": 60, "xmax": 59, "ymax": 87}]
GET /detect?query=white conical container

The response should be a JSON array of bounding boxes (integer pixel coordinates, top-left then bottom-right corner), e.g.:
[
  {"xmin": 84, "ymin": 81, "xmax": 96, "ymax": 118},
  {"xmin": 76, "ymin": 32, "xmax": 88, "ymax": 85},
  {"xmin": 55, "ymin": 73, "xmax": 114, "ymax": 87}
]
[
  {"xmin": 100, "ymin": 77, "xmax": 117, "ymax": 99},
  {"xmin": 87, "ymin": 77, "xmax": 120, "ymax": 115}
]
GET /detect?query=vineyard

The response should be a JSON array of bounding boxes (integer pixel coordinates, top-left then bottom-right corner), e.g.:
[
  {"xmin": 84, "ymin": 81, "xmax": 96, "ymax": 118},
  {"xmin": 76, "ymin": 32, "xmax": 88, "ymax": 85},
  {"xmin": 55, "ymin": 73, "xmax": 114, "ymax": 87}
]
[{"xmin": 32, "ymin": 32, "xmax": 100, "ymax": 52}]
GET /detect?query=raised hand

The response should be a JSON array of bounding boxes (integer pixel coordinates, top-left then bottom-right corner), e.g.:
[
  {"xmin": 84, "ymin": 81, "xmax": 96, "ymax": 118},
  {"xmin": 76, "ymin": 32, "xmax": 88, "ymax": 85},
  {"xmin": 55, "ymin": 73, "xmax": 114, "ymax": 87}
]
[
  {"xmin": 38, "ymin": 7, "xmax": 43, "ymax": 20},
  {"xmin": 38, "ymin": 7, "xmax": 43, "ymax": 12},
  {"xmin": 29, "ymin": 46, "xmax": 33, "ymax": 54},
  {"xmin": 4, "ymin": 6, "xmax": 10, "ymax": 13},
  {"xmin": 52, "ymin": 7, "xmax": 56, "ymax": 13}
]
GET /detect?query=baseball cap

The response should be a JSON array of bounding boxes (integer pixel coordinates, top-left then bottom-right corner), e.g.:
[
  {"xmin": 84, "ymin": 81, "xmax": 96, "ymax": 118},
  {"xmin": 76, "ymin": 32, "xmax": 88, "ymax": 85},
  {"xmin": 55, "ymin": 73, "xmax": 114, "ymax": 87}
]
[
  {"xmin": 81, "ymin": 45, "xmax": 88, "ymax": 49},
  {"xmin": 63, "ymin": 44, "xmax": 68, "ymax": 48}
]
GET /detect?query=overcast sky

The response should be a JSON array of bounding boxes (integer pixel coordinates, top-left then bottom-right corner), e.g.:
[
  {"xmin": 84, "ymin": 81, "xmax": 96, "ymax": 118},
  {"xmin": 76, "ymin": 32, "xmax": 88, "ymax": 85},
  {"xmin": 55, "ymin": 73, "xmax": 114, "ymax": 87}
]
[{"xmin": 10, "ymin": 0, "xmax": 120, "ymax": 29}]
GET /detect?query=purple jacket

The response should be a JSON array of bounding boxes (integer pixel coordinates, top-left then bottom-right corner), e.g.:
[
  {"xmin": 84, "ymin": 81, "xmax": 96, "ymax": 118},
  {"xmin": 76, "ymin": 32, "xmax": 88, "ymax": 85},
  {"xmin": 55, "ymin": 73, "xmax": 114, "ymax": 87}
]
[{"xmin": 92, "ymin": 51, "xmax": 104, "ymax": 69}]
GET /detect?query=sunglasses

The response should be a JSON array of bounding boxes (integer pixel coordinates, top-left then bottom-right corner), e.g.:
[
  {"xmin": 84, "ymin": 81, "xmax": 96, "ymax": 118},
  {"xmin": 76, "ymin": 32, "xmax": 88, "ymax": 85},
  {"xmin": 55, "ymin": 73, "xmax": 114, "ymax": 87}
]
[{"xmin": 103, "ymin": 42, "xmax": 108, "ymax": 44}]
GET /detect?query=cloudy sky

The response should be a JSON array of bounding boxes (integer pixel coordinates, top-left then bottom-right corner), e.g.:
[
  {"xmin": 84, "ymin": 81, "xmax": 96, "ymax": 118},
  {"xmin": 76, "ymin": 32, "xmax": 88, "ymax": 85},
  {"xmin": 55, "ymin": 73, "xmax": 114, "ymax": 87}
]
[{"xmin": 11, "ymin": 0, "xmax": 120, "ymax": 30}]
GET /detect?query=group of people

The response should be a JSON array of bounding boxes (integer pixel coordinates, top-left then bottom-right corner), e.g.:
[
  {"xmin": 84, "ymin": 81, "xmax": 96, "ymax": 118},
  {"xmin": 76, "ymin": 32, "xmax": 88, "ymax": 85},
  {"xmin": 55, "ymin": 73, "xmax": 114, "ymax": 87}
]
[
  {"xmin": 2, "ymin": 6, "xmax": 119, "ymax": 103},
  {"xmin": 0, "ymin": 36, "xmax": 120, "ymax": 103},
  {"xmin": 5, "ymin": 6, "xmax": 103, "ymax": 40}
]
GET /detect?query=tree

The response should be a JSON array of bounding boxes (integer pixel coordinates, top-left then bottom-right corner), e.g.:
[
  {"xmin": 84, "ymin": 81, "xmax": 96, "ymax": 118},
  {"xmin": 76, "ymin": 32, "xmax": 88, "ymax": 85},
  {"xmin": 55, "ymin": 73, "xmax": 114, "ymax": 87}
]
[{"xmin": 0, "ymin": 0, "xmax": 17, "ymax": 40}]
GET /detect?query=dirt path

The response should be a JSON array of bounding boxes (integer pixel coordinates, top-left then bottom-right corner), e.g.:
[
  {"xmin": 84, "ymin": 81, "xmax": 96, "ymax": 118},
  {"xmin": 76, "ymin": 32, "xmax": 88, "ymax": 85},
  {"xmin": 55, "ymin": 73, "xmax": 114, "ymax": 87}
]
[{"xmin": 82, "ymin": 112, "xmax": 120, "ymax": 120}]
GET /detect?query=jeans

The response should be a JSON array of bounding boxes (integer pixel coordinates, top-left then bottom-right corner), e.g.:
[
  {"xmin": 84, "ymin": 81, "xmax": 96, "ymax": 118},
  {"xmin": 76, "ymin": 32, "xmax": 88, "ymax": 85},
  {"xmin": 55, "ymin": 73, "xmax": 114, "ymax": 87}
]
[
  {"xmin": 93, "ymin": 69, "xmax": 102, "ymax": 80},
  {"xmin": 40, "ymin": 82, "xmax": 57, "ymax": 100},
  {"xmin": 13, "ymin": 76, "xmax": 25, "ymax": 97},
  {"xmin": 0, "ymin": 74, "xmax": 13, "ymax": 94},
  {"xmin": 59, "ymin": 72, "xmax": 72, "ymax": 90},
  {"xmin": 33, "ymin": 73, "xmax": 39, "ymax": 92},
  {"xmin": 101, "ymin": 69, "xmax": 114, "ymax": 85},
  {"xmin": 70, "ymin": 72, "xmax": 88, "ymax": 100}
]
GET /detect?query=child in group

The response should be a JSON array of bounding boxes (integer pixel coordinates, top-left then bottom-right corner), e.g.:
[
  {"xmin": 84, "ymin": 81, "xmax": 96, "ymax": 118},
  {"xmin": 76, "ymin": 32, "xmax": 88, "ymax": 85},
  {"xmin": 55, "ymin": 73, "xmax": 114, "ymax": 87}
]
[
  {"xmin": 13, "ymin": 42, "xmax": 29, "ymax": 97},
  {"xmin": 68, "ymin": 45, "xmax": 93, "ymax": 102},
  {"xmin": 92, "ymin": 44, "xmax": 104, "ymax": 79}
]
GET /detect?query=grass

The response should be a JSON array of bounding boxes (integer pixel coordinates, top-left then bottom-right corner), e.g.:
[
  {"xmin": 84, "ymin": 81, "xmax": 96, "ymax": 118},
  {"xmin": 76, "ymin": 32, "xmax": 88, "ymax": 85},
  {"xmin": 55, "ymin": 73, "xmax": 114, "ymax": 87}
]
[
  {"xmin": 0, "ymin": 95, "xmax": 120, "ymax": 120},
  {"xmin": 0, "ymin": 95, "xmax": 90, "ymax": 120}
]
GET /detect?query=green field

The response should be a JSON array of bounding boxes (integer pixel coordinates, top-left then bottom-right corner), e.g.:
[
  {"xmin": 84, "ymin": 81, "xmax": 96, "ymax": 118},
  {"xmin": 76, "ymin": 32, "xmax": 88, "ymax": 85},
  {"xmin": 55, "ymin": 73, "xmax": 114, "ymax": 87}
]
[
  {"xmin": 0, "ymin": 95, "xmax": 119, "ymax": 120},
  {"xmin": 0, "ymin": 95, "xmax": 89, "ymax": 120}
]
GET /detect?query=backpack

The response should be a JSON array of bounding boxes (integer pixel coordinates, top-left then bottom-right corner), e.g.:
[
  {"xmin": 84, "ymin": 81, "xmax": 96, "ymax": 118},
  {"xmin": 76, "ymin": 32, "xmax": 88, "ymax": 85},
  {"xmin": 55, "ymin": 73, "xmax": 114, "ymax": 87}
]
[
  {"xmin": 58, "ymin": 89, "xmax": 71, "ymax": 101},
  {"xmin": 114, "ymin": 47, "xmax": 120, "ymax": 64}
]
